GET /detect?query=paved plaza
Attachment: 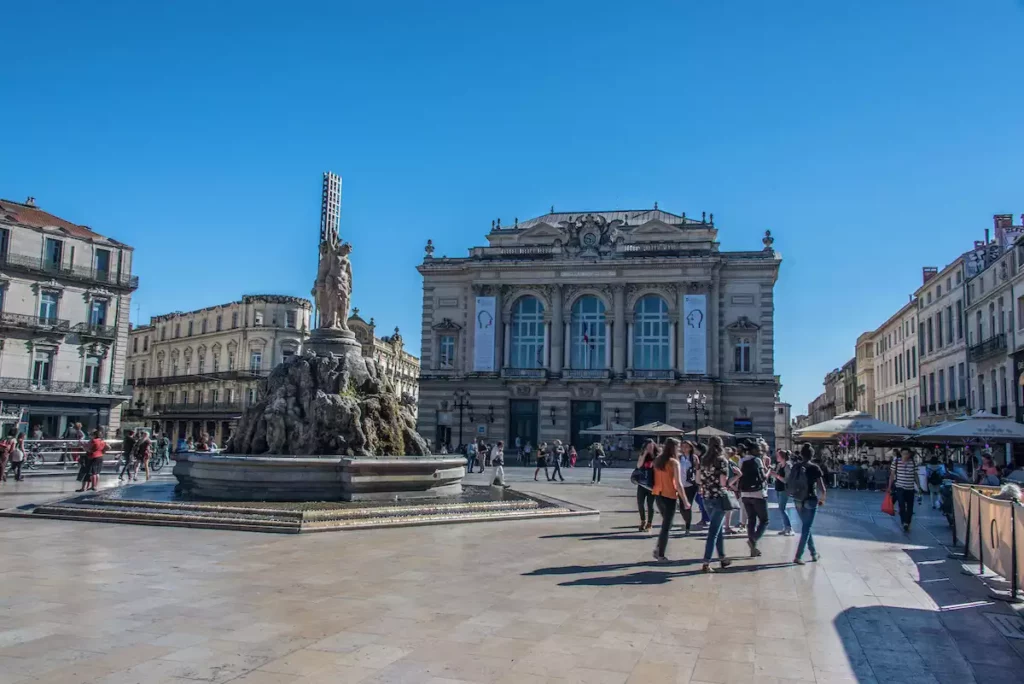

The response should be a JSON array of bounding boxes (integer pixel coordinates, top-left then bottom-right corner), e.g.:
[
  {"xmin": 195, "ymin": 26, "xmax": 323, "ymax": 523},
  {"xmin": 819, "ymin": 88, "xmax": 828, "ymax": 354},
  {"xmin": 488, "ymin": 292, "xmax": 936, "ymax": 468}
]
[{"xmin": 1, "ymin": 468, "xmax": 1023, "ymax": 683}]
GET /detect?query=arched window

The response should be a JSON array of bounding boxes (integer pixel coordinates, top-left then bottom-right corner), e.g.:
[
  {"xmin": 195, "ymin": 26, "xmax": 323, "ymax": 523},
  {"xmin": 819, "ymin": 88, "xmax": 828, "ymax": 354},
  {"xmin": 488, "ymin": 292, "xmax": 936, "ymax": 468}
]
[
  {"xmin": 570, "ymin": 296, "xmax": 607, "ymax": 369},
  {"xmin": 633, "ymin": 295, "xmax": 670, "ymax": 369},
  {"xmin": 510, "ymin": 296, "xmax": 545, "ymax": 368}
]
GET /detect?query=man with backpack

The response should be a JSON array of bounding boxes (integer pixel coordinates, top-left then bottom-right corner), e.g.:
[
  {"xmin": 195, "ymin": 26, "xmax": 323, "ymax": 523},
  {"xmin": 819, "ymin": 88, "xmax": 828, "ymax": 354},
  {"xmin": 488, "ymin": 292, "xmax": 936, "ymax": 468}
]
[
  {"xmin": 737, "ymin": 439, "xmax": 770, "ymax": 557},
  {"xmin": 787, "ymin": 443, "xmax": 827, "ymax": 564},
  {"xmin": 926, "ymin": 456, "xmax": 946, "ymax": 509}
]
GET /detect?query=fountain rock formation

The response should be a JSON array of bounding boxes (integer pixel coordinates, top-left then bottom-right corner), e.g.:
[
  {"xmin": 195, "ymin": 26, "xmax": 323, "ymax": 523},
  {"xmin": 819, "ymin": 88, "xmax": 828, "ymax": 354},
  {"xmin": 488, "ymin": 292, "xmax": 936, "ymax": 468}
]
[{"xmin": 228, "ymin": 346, "xmax": 429, "ymax": 457}]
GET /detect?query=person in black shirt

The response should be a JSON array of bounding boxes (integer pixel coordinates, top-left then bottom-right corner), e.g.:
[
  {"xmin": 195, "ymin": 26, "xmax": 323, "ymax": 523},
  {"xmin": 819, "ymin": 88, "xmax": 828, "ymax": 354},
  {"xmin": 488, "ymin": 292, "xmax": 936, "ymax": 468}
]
[
  {"xmin": 118, "ymin": 429, "xmax": 137, "ymax": 482},
  {"xmin": 772, "ymin": 450, "xmax": 794, "ymax": 536},
  {"xmin": 790, "ymin": 443, "xmax": 827, "ymax": 565}
]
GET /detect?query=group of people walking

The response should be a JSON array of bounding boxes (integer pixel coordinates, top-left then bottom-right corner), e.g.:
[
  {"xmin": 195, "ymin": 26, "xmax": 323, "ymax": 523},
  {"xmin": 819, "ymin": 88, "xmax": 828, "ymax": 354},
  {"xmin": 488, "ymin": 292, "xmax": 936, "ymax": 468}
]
[{"xmin": 638, "ymin": 437, "xmax": 828, "ymax": 572}]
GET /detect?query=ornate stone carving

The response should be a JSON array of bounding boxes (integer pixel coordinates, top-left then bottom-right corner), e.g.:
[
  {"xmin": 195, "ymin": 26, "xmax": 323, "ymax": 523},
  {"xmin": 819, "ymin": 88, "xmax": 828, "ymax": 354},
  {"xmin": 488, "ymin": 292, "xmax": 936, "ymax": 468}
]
[
  {"xmin": 555, "ymin": 213, "xmax": 625, "ymax": 258},
  {"xmin": 575, "ymin": 386, "xmax": 596, "ymax": 398},
  {"xmin": 424, "ymin": 239, "xmax": 435, "ymax": 259},
  {"xmin": 726, "ymin": 316, "xmax": 760, "ymax": 332},
  {"xmin": 641, "ymin": 389, "xmax": 659, "ymax": 399},
  {"xmin": 471, "ymin": 284, "xmax": 497, "ymax": 296},
  {"xmin": 432, "ymin": 318, "xmax": 462, "ymax": 331},
  {"xmin": 762, "ymin": 230, "xmax": 774, "ymax": 252},
  {"xmin": 514, "ymin": 385, "xmax": 533, "ymax": 396}
]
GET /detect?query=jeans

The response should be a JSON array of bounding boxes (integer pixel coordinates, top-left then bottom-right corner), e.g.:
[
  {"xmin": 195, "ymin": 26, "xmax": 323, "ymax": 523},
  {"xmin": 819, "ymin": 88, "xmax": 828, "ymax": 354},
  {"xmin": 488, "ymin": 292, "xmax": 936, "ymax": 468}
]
[
  {"xmin": 742, "ymin": 497, "xmax": 769, "ymax": 546},
  {"xmin": 655, "ymin": 495, "xmax": 677, "ymax": 558},
  {"xmin": 795, "ymin": 497, "xmax": 818, "ymax": 559},
  {"xmin": 10, "ymin": 460, "xmax": 22, "ymax": 480},
  {"xmin": 637, "ymin": 486, "xmax": 654, "ymax": 524},
  {"xmin": 702, "ymin": 501, "xmax": 727, "ymax": 562},
  {"xmin": 894, "ymin": 487, "xmax": 916, "ymax": 527},
  {"xmin": 695, "ymin": 492, "xmax": 709, "ymax": 523},
  {"xmin": 550, "ymin": 459, "xmax": 564, "ymax": 482},
  {"xmin": 776, "ymin": 489, "xmax": 793, "ymax": 530},
  {"xmin": 592, "ymin": 458, "xmax": 603, "ymax": 483},
  {"xmin": 681, "ymin": 484, "xmax": 699, "ymax": 531},
  {"xmin": 466, "ymin": 455, "xmax": 477, "ymax": 473},
  {"xmin": 928, "ymin": 483, "xmax": 941, "ymax": 509}
]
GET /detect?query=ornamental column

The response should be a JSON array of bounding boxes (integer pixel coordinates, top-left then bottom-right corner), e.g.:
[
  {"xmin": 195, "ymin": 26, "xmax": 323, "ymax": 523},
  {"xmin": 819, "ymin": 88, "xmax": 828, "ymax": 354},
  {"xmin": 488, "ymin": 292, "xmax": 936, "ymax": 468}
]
[
  {"xmin": 612, "ymin": 285, "xmax": 626, "ymax": 375},
  {"xmin": 550, "ymin": 285, "xmax": 563, "ymax": 373},
  {"xmin": 503, "ymin": 322, "xmax": 512, "ymax": 368},
  {"xmin": 626, "ymin": 322, "xmax": 634, "ymax": 370},
  {"xmin": 677, "ymin": 290, "xmax": 686, "ymax": 371},
  {"xmin": 668, "ymin": 318, "xmax": 677, "ymax": 370},
  {"xmin": 493, "ymin": 288, "xmax": 504, "ymax": 372}
]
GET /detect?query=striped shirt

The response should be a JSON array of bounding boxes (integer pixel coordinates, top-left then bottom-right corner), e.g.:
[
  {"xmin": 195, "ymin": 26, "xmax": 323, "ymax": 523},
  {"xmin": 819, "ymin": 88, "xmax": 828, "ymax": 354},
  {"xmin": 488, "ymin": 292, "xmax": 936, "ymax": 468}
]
[{"xmin": 890, "ymin": 459, "xmax": 917, "ymax": 490}]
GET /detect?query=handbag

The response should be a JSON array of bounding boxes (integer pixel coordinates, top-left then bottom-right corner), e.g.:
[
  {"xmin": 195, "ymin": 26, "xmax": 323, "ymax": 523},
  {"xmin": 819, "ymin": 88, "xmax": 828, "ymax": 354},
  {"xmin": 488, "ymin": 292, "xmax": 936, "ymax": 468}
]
[
  {"xmin": 630, "ymin": 467, "xmax": 654, "ymax": 490},
  {"xmin": 881, "ymin": 491, "xmax": 896, "ymax": 516},
  {"xmin": 717, "ymin": 489, "xmax": 741, "ymax": 511}
]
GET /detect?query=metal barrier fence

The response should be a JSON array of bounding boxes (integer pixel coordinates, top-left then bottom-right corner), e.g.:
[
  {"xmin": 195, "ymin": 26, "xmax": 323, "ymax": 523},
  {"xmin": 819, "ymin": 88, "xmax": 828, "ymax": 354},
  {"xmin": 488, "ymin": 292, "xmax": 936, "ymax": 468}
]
[
  {"xmin": 19, "ymin": 439, "xmax": 126, "ymax": 465},
  {"xmin": 950, "ymin": 484, "xmax": 1024, "ymax": 603}
]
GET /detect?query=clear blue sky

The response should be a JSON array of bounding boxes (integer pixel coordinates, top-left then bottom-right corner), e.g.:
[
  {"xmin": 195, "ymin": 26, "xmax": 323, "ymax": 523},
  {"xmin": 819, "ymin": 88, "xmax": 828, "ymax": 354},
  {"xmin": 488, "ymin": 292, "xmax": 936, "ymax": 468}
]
[{"xmin": 2, "ymin": 1, "xmax": 1022, "ymax": 414}]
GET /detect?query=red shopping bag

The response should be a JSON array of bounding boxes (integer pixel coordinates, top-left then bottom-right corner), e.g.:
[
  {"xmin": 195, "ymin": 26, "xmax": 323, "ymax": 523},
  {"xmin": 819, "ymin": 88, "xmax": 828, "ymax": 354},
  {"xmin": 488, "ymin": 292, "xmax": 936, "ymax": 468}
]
[{"xmin": 881, "ymin": 491, "xmax": 896, "ymax": 516}]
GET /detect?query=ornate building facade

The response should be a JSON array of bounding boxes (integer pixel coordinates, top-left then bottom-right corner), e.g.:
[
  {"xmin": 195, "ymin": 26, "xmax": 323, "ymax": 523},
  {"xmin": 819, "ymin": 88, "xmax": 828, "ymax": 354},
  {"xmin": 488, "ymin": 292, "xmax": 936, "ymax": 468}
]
[
  {"xmin": 0, "ymin": 198, "xmax": 136, "ymax": 436},
  {"xmin": 127, "ymin": 295, "xmax": 311, "ymax": 444},
  {"xmin": 416, "ymin": 208, "xmax": 781, "ymax": 451}
]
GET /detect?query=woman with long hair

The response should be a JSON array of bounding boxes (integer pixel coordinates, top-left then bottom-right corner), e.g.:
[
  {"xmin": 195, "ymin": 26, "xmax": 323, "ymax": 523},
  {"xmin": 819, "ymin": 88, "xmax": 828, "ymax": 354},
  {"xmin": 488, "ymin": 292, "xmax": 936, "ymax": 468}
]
[
  {"xmin": 678, "ymin": 440, "xmax": 699, "ymax": 534},
  {"xmin": 651, "ymin": 438, "xmax": 691, "ymax": 562},
  {"xmin": 696, "ymin": 436, "xmax": 733, "ymax": 573},
  {"xmin": 636, "ymin": 439, "xmax": 657, "ymax": 532}
]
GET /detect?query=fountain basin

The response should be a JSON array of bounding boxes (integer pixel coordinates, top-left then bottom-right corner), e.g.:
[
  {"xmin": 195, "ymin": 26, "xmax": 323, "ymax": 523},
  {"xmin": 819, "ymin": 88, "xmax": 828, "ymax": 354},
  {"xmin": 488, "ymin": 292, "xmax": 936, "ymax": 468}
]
[{"xmin": 173, "ymin": 453, "xmax": 467, "ymax": 502}]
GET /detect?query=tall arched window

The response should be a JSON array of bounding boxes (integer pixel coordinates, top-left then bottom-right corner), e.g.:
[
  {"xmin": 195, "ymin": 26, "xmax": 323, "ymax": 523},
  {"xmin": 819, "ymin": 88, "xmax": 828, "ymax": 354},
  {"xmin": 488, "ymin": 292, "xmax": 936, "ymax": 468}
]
[
  {"xmin": 633, "ymin": 295, "xmax": 670, "ymax": 369},
  {"xmin": 570, "ymin": 296, "xmax": 607, "ymax": 369},
  {"xmin": 510, "ymin": 296, "xmax": 545, "ymax": 368}
]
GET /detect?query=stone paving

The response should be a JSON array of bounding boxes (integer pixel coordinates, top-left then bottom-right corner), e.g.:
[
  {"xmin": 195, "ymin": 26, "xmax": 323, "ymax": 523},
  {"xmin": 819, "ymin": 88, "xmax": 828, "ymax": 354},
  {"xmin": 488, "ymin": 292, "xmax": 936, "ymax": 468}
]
[{"xmin": 1, "ymin": 467, "xmax": 1023, "ymax": 683}]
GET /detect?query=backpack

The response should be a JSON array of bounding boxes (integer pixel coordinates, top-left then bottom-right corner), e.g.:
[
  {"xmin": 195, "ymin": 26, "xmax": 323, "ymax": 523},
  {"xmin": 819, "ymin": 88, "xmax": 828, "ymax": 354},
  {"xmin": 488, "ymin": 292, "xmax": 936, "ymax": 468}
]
[
  {"xmin": 786, "ymin": 461, "xmax": 810, "ymax": 501},
  {"xmin": 928, "ymin": 468, "xmax": 943, "ymax": 486},
  {"xmin": 739, "ymin": 458, "xmax": 766, "ymax": 492}
]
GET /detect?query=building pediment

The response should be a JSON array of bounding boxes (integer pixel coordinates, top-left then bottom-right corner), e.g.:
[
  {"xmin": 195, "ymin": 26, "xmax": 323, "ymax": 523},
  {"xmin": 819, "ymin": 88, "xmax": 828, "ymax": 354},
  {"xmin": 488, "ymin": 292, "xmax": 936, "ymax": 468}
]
[
  {"xmin": 627, "ymin": 219, "xmax": 685, "ymax": 241},
  {"xmin": 726, "ymin": 316, "xmax": 760, "ymax": 332},
  {"xmin": 518, "ymin": 221, "xmax": 563, "ymax": 244},
  {"xmin": 432, "ymin": 318, "xmax": 462, "ymax": 331}
]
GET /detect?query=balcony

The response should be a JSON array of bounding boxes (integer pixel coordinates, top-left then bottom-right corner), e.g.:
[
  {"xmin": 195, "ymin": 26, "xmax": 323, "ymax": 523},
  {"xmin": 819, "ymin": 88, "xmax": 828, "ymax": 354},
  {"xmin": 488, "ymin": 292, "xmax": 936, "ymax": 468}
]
[
  {"xmin": 562, "ymin": 369, "xmax": 611, "ymax": 380},
  {"xmin": 134, "ymin": 369, "xmax": 271, "ymax": 387},
  {"xmin": 0, "ymin": 251, "xmax": 139, "ymax": 290},
  {"xmin": 0, "ymin": 376, "xmax": 128, "ymax": 397},
  {"xmin": 0, "ymin": 311, "xmax": 70, "ymax": 333},
  {"xmin": 73, "ymin": 322, "xmax": 117, "ymax": 339},
  {"xmin": 501, "ymin": 368, "xmax": 548, "ymax": 380},
  {"xmin": 968, "ymin": 333, "xmax": 1007, "ymax": 363},
  {"xmin": 150, "ymin": 401, "xmax": 244, "ymax": 415},
  {"xmin": 626, "ymin": 369, "xmax": 676, "ymax": 381}
]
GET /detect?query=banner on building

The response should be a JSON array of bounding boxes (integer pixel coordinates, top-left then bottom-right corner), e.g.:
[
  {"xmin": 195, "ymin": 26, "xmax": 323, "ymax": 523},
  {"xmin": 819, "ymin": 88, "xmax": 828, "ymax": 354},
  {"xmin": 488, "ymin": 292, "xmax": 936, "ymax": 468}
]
[
  {"xmin": 473, "ymin": 296, "xmax": 497, "ymax": 371},
  {"xmin": 683, "ymin": 294, "xmax": 707, "ymax": 375}
]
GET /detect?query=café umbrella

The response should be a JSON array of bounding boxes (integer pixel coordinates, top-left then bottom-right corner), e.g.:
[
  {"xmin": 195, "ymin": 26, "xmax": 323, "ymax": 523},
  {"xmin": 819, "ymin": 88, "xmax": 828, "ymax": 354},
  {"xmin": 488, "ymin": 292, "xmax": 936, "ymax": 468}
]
[
  {"xmin": 682, "ymin": 425, "xmax": 735, "ymax": 439},
  {"xmin": 579, "ymin": 422, "xmax": 631, "ymax": 436},
  {"xmin": 629, "ymin": 421, "xmax": 685, "ymax": 437},
  {"xmin": 912, "ymin": 411, "xmax": 1024, "ymax": 442},
  {"xmin": 793, "ymin": 411, "xmax": 914, "ymax": 441}
]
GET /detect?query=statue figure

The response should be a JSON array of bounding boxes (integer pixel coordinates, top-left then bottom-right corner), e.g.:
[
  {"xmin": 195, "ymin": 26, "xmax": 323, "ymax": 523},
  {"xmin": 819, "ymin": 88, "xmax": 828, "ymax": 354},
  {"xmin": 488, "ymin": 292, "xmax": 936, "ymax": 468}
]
[{"xmin": 312, "ymin": 232, "xmax": 353, "ymax": 330}]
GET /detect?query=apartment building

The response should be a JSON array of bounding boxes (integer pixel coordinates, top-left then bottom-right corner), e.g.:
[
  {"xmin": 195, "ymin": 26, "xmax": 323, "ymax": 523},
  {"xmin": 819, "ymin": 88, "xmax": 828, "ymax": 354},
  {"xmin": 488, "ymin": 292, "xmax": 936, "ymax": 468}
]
[
  {"xmin": 872, "ymin": 300, "xmax": 919, "ymax": 428},
  {"xmin": 855, "ymin": 331, "xmax": 876, "ymax": 414},
  {"xmin": 0, "ymin": 197, "xmax": 136, "ymax": 436},
  {"xmin": 916, "ymin": 258, "xmax": 969, "ymax": 426}
]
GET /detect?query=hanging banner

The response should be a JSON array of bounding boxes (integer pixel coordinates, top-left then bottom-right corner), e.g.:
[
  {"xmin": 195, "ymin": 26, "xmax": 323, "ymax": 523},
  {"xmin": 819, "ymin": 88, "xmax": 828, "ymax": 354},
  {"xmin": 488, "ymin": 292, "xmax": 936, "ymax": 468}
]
[
  {"xmin": 473, "ymin": 296, "xmax": 496, "ymax": 371},
  {"xmin": 683, "ymin": 294, "xmax": 707, "ymax": 375}
]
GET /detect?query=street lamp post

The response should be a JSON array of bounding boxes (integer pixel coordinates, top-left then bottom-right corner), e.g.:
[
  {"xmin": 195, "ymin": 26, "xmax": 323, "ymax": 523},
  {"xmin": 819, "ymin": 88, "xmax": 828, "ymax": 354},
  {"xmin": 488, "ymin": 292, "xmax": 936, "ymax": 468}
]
[
  {"xmin": 687, "ymin": 390, "xmax": 709, "ymax": 443},
  {"xmin": 453, "ymin": 389, "xmax": 473, "ymax": 451}
]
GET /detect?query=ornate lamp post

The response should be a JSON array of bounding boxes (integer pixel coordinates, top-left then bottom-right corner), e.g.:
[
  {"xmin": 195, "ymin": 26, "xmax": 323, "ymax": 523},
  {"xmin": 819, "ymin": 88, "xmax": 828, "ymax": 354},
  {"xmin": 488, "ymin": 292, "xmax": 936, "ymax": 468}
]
[
  {"xmin": 687, "ymin": 390, "xmax": 709, "ymax": 443},
  {"xmin": 453, "ymin": 389, "xmax": 473, "ymax": 451}
]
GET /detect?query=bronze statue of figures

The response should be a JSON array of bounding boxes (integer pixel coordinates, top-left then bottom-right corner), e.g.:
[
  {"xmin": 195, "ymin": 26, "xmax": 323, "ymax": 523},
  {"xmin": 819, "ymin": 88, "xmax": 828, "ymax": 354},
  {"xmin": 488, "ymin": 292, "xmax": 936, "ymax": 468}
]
[{"xmin": 312, "ymin": 232, "xmax": 353, "ymax": 330}]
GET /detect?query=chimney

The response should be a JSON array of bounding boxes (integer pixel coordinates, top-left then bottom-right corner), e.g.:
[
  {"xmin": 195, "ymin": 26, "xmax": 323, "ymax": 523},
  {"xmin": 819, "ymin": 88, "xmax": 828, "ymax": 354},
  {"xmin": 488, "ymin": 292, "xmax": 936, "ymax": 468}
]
[
  {"xmin": 994, "ymin": 214, "xmax": 1013, "ymax": 231},
  {"xmin": 24, "ymin": 196, "xmax": 35, "ymax": 207},
  {"xmin": 922, "ymin": 266, "xmax": 938, "ymax": 284}
]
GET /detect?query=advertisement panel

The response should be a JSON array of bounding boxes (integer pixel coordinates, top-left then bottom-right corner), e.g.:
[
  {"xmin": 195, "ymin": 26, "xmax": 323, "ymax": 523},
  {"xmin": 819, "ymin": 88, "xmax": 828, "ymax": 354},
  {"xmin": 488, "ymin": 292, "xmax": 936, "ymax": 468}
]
[
  {"xmin": 683, "ymin": 294, "xmax": 707, "ymax": 375},
  {"xmin": 473, "ymin": 296, "xmax": 496, "ymax": 371}
]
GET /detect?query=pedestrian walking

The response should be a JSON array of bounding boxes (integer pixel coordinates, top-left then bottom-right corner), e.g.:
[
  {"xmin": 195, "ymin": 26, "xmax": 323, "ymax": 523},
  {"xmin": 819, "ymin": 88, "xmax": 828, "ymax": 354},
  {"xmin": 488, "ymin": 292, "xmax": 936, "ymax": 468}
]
[
  {"xmin": 697, "ymin": 436, "xmax": 733, "ymax": 572},
  {"xmin": 679, "ymin": 440, "xmax": 699, "ymax": 534},
  {"xmin": 135, "ymin": 431, "xmax": 153, "ymax": 481},
  {"xmin": 118, "ymin": 429, "xmax": 137, "ymax": 481},
  {"xmin": 475, "ymin": 440, "xmax": 486, "ymax": 473},
  {"xmin": 651, "ymin": 438, "xmax": 691, "ymax": 562},
  {"xmin": 636, "ymin": 439, "xmax": 657, "ymax": 532},
  {"xmin": 0, "ymin": 429, "xmax": 12, "ymax": 484},
  {"xmin": 82, "ymin": 429, "xmax": 108, "ymax": 492},
  {"xmin": 550, "ymin": 441, "xmax": 565, "ymax": 482},
  {"xmin": 888, "ymin": 447, "xmax": 921, "ymax": 532},
  {"xmin": 789, "ymin": 443, "xmax": 827, "ymax": 564},
  {"xmin": 523, "ymin": 441, "xmax": 532, "ymax": 466},
  {"xmin": 534, "ymin": 442, "xmax": 551, "ymax": 481},
  {"xmin": 926, "ymin": 456, "xmax": 946, "ymax": 509},
  {"xmin": 9, "ymin": 432, "xmax": 25, "ymax": 481},
  {"xmin": 465, "ymin": 440, "xmax": 478, "ymax": 473},
  {"xmin": 772, "ymin": 450, "xmax": 795, "ymax": 536},
  {"xmin": 569, "ymin": 445, "xmax": 577, "ymax": 467},
  {"xmin": 591, "ymin": 442, "xmax": 606, "ymax": 483},
  {"xmin": 491, "ymin": 440, "xmax": 509, "ymax": 487},
  {"xmin": 736, "ymin": 439, "xmax": 769, "ymax": 557}
]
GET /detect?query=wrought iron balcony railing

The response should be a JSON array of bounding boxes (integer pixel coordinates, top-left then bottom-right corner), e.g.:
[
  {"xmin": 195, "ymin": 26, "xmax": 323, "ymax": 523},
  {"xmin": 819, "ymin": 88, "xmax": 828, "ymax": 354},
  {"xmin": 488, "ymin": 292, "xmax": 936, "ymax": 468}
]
[
  {"xmin": 562, "ymin": 369, "xmax": 611, "ymax": 380},
  {"xmin": 501, "ymin": 368, "xmax": 548, "ymax": 379},
  {"xmin": 0, "ymin": 251, "xmax": 138, "ymax": 290},
  {"xmin": 0, "ymin": 376, "xmax": 128, "ymax": 396},
  {"xmin": 0, "ymin": 311, "xmax": 71, "ymax": 332},
  {"xmin": 131, "ymin": 369, "xmax": 271, "ymax": 386},
  {"xmin": 627, "ymin": 369, "xmax": 676, "ymax": 380},
  {"xmin": 968, "ymin": 333, "xmax": 1007, "ymax": 363},
  {"xmin": 150, "ymin": 401, "xmax": 244, "ymax": 415},
  {"xmin": 72, "ymin": 322, "xmax": 118, "ymax": 339}
]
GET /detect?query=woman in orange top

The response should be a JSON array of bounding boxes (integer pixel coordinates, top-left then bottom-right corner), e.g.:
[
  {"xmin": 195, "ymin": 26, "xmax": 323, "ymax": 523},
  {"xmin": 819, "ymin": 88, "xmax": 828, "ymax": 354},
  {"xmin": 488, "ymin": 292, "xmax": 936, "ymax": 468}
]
[
  {"xmin": 79, "ymin": 429, "xmax": 108, "ymax": 492},
  {"xmin": 651, "ymin": 438, "xmax": 691, "ymax": 562}
]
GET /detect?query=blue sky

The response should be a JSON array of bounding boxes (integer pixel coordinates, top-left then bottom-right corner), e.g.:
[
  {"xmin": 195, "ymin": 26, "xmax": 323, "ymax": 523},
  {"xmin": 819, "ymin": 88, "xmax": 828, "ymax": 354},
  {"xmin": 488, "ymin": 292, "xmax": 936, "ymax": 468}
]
[{"xmin": 2, "ymin": 1, "xmax": 1022, "ymax": 414}]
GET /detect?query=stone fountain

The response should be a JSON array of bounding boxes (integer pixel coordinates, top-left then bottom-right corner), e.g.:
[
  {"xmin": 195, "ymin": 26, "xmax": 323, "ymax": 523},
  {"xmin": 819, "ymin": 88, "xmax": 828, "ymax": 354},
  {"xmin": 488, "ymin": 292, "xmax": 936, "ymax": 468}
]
[{"xmin": 172, "ymin": 212, "xmax": 463, "ymax": 501}]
